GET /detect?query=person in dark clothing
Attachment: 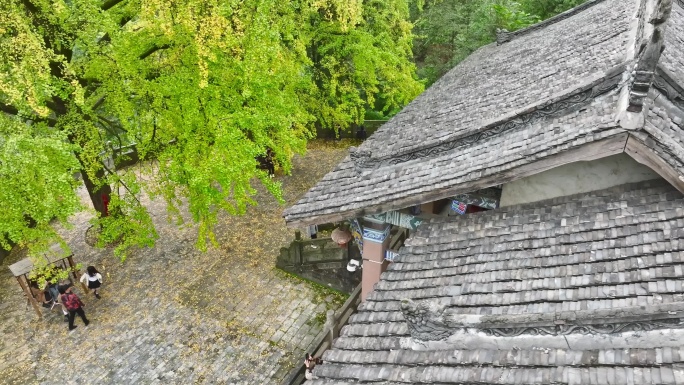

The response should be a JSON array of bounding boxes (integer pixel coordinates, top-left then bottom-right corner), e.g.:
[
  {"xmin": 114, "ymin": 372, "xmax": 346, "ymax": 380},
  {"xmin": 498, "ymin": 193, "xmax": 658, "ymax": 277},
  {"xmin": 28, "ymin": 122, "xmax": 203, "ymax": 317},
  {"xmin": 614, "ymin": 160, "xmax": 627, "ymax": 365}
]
[
  {"xmin": 355, "ymin": 125, "xmax": 367, "ymax": 140},
  {"xmin": 28, "ymin": 281, "xmax": 51, "ymax": 308},
  {"xmin": 256, "ymin": 148, "xmax": 276, "ymax": 176},
  {"xmin": 59, "ymin": 285, "xmax": 89, "ymax": 331}
]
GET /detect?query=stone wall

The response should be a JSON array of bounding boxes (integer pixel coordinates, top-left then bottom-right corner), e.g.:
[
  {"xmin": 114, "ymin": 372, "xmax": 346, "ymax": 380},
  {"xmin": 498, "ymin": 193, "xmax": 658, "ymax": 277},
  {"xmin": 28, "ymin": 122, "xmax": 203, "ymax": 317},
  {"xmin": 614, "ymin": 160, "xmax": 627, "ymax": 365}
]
[
  {"xmin": 277, "ymin": 237, "xmax": 361, "ymax": 294},
  {"xmin": 315, "ymin": 120, "xmax": 385, "ymax": 140}
]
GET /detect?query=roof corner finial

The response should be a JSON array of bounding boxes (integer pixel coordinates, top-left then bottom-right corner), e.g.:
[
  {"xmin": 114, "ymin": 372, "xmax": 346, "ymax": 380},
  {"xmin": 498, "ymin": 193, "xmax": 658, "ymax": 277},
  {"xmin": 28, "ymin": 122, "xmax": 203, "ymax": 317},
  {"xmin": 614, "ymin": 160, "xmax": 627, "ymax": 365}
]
[
  {"xmin": 627, "ymin": 0, "xmax": 673, "ymax": 113},
  {"xmin": 651, "ymin": 0, "xmax": 673, "ymax": 25},
  {"xmin": 496, "ymin": 28, "xmax": 512, "ymax": 45}
]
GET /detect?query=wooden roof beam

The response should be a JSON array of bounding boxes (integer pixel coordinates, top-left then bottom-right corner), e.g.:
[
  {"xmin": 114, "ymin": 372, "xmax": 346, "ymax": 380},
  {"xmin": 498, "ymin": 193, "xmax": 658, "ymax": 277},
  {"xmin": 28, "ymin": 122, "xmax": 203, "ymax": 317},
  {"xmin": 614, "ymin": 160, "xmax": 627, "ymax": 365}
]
[{"xmin": 625, "ymin": 134, "xmax": 684, "ymax": 194}]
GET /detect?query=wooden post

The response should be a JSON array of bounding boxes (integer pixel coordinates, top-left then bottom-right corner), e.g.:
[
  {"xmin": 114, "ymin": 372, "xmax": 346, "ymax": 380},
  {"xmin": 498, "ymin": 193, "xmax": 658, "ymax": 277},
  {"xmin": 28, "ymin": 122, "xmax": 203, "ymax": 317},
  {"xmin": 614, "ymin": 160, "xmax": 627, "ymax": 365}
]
[
  {"xmin": 294, "ymin": 231, "xmax": 303, "ymax": 266},
  {"xmin": 67, "ymin": 255, "xmax": 88, "ymax": 291},
  {"xmin": 17, "ymin": 276, "xmax": 42, "ymax": 318}
]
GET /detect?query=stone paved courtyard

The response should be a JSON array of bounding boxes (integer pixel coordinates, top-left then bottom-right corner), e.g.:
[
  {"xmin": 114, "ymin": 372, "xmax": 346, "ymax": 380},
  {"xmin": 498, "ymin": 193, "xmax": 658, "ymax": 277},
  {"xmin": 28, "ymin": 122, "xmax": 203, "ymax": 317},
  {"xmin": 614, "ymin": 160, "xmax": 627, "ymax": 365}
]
[{"xmin": 0, "ymin": 142, "xmax": 351, "ymax": 385}]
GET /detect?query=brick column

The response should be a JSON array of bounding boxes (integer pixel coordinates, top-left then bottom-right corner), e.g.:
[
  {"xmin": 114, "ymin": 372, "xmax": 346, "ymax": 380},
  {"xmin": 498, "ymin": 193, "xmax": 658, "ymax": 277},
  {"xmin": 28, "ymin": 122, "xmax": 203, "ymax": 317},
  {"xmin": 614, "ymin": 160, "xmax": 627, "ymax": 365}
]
[{"xmin": 361, "ymin": 223, "xmax": 391, "ymax": 301}]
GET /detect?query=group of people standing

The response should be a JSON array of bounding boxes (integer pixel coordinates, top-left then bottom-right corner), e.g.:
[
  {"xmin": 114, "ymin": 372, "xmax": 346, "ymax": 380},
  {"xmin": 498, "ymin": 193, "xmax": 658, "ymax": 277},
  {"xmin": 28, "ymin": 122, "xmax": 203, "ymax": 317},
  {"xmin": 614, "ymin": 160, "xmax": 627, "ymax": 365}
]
[
  {"xmin": 62, "ymin": 265, "xmax": 103, "ymax": 331},
  {"xmin": 33, "ymin": 265, "xmax": 103, "ymax": 331}
]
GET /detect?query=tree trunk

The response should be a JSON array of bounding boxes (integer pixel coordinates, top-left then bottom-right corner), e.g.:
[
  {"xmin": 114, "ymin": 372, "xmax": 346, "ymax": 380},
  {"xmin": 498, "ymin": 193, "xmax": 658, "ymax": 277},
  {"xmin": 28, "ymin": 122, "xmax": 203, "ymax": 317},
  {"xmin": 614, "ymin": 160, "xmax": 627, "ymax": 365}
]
[
  {"xmin": 67, "ymin": 131, "xmax": 112, "ymax": 218},
  {"xmin": 79, "ymin": 166, "xmax": 112, "ymax": 218}
]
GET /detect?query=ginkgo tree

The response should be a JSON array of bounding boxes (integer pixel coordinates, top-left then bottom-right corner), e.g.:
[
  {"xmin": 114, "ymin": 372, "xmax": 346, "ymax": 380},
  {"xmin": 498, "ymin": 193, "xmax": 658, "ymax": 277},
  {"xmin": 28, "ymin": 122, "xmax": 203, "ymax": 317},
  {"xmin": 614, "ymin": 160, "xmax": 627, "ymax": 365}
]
[
  {"xmin": 308, "ymin": 0, "xmax": 423, "ymax": 129},
  {"xmin": 0, "ymin": 0, "xmax": 422, "ymax": 263}
]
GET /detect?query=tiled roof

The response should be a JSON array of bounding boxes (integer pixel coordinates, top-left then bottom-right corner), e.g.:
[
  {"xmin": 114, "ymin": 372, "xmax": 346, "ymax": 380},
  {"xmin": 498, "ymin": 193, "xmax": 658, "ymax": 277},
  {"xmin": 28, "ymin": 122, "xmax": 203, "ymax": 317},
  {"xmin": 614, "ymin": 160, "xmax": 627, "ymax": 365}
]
[
  {"xmin": 362, "ymin": 0, "xmax": 632, "ymax": 159},
  {"xmin": 639, "ymin": 0, "xmax": 684, "ymax": 186},
  {"xmin": 638, "ymin": 100, "xmax": 684, "ymax": 175},
  {"xmin": 308, "ymin": 180, "xmax": 684, "ymax": 384},
  {"xmin": 659, "ymin": 1, "xmax": 684, "ymax": 88},
  {"xmin": 284, "ymin": 0, "xmax": 640, "ymax": 226},
  {"xmin": 286, "ymin": 79, "xmax": 627, "ymax": 225}
]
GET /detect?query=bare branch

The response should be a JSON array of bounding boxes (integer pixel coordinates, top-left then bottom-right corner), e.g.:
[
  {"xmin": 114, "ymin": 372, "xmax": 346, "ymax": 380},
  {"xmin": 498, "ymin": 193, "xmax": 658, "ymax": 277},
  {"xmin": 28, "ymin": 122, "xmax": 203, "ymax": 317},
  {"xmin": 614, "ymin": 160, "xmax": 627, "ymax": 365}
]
[
  {"xmin": 101, "ymin": 161, "xmax": 143, "ymax": 207},
  {"xmin": 96, "ymin": 117, "xmax": 123, "ymax": 148},
  {"xmin": 0, "ymin": 102, "xmax": 19, "ymax": 116},
  {"xmin": 97, "ymin": 115, "xmax": 127, "ymax": 133}
]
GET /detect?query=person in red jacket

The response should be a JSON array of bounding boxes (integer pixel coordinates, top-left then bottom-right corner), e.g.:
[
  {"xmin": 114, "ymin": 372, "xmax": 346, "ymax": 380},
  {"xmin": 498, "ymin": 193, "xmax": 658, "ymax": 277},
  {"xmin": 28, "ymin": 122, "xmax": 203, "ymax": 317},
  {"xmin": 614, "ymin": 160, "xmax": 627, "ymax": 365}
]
[{"xmin": 59, "ymin": 285, "xmax": 90, "ymax": 331}]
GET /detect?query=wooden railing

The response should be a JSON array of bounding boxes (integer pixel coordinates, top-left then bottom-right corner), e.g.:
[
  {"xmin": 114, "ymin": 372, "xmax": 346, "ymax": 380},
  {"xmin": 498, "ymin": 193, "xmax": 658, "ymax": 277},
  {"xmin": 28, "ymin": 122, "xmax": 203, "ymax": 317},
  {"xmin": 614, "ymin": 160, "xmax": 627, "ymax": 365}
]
[{"xmin": 280, "ymin": 283, "xmax": 362, "ymax": 385}]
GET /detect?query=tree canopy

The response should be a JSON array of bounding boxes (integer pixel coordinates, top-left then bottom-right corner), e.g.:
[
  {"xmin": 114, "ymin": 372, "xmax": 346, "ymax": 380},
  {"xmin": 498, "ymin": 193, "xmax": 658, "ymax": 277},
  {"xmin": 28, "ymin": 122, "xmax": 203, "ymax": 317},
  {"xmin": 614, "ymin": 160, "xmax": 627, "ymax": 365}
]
[{"xmin": 0, "ymin": 0, "xmax": 422, "ymax": 263}]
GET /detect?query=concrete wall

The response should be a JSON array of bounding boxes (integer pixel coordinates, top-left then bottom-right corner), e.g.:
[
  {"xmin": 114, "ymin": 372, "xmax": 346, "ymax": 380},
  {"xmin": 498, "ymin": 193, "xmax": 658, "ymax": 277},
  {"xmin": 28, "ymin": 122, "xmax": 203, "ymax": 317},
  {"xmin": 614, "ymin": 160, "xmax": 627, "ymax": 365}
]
[{"xmin": 500, "ymin": 153, "xmax": 663, "ymax": 207}]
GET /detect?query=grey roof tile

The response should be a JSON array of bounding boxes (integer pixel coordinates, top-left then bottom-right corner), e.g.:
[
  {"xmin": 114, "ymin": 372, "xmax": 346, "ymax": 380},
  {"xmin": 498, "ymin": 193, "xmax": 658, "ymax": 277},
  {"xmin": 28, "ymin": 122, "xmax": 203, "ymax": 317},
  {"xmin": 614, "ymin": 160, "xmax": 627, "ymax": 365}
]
[
  {"xmin": 310, "ymin": 181, "xmax": 684, "ymax": 384},
  {"xmin": 659, "ymin": 2, "xmax": 684, "ymax": 89},
  {"xmin": 304, "ymin": 3, "xmax": 684, "ymax": 384},
  {"xmin": 286, "ymin": 0, "xmax": 640, "ymax": 226},
  {"xmin": 290, "ymin": 4, "xmax": 684, "ymax": 230}
]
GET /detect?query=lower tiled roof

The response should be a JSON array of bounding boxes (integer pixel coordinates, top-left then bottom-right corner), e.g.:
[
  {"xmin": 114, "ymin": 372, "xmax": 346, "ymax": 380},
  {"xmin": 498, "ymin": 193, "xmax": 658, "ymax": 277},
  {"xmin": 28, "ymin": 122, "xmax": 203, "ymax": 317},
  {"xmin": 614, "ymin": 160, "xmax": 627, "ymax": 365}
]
[{"xmin": 308, "ymin": 180, "xmax": 684, "ymax": 384}]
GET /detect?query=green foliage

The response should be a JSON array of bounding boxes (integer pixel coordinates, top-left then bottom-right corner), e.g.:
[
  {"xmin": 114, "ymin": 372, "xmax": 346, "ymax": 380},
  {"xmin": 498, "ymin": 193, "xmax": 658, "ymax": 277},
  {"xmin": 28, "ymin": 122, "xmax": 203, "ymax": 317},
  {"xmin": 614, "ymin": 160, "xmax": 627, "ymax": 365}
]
[
  {"xmin": 491, "ymin": 2, "xmax": 540, "ymax": 32},
  {"xmin": 276, "ymin": 266, "xmax": 348, "ymax": 327},
  {"xmin": 307, "ymin": 0, "xmax": 424, "ymax": 130},
  {"xmin": 96, "ymin": 173, "xmax": 158, "ymax": 260},
  {"xmin": 518, "ymin": 0, "xmax": 587, "ymax": 19},
  {"xmin": 411, "ymin": 0, "xmax": 588, "ymax": 85},
  {"xmin": 0, "ymin": 117, "xmax": 82, "ymax": 253},
  {"xmin": 0, "ymin": 0, "xmax": 421, "ymax": 262},
  {"xmin": 28, "ymin": 258, "xmax": 81, "ymax": 289},
  {"xmin": 275, "ymin": 267, "xmax": 349, "ymax": 302}
]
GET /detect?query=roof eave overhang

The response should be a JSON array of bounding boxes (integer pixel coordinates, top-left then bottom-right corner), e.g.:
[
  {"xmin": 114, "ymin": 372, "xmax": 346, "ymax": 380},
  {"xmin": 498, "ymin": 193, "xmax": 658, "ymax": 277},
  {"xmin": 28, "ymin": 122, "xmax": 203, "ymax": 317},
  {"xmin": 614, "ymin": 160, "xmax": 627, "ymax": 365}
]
[{"xmin": 285, "ymin": 133, "xmax": 630, "ymax": 228}]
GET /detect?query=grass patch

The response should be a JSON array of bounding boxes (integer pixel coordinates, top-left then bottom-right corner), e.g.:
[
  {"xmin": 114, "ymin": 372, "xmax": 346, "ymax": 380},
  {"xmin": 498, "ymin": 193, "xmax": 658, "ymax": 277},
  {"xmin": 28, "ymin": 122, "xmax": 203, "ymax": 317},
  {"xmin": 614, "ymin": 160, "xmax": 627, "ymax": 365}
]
[{"xmin": 306, "ymin": 310, "xmax": 331, "ymax": 328}]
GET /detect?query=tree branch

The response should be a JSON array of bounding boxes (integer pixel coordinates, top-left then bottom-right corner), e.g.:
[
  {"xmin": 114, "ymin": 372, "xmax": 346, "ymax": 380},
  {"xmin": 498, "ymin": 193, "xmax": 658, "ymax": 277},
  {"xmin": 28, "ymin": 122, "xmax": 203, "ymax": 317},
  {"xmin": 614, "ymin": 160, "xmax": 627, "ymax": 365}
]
[
  {"xmin": 101, "ymin": 0, "xmax": 127, "ymax": 11},
  {"xmin": 92, "ymin": 96, "xmax": 106, "ymax": 111},
  {"xmin": 151, "ymin": 119, "xmax": 157, "ymax": 143},
  {"xmin": 101, "ymin": 161, "xmax": 143, "ymax": 207},
  {"xmin": 45, "ymin": 98, "xmax": 67, "ymax": 116},
  {"xmin": 0, "ymin": 101, "xmax": 58, "ymax": 126},
  {"xmin": 96, "ymin": 117, "xmax": 124, "ymax": 149},
  {"xmin": 97, "ymin": 115, "xmax": 127, "ymax": 133},
  {"xmin": 99, "ymin": 15, "xmax": 134, "ymax": 44},
  {"xmin": 0, "ymin": 102, "xmax": 19, "ymax": 116},
  {"xmin": 139, "ymin": 44, "xmax": 172, "ymax": 60}
]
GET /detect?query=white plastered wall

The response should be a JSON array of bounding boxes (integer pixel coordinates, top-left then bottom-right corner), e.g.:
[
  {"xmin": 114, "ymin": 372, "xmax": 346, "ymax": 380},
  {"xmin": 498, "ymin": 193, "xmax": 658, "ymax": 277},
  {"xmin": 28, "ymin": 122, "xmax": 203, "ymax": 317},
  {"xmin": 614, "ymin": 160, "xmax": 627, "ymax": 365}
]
[{"xmin": 499, "ymin": 153, "xmax": 663, "ymax": 207}]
